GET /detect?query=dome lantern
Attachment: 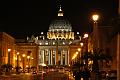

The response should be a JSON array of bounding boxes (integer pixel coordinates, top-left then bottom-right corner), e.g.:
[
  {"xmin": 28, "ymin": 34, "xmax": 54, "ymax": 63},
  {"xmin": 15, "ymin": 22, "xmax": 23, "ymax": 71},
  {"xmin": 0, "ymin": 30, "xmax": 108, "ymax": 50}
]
[{"xmin": 58, "ymin": 5, "xmax": 63, "ymax": 16}]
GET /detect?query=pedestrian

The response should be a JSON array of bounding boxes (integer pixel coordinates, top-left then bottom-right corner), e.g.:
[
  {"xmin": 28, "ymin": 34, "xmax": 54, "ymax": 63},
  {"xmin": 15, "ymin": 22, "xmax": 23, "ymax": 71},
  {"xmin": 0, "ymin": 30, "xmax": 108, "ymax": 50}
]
[{"xmin": 82, "ymin": 67, "xmax": 90, "ymax": 80}]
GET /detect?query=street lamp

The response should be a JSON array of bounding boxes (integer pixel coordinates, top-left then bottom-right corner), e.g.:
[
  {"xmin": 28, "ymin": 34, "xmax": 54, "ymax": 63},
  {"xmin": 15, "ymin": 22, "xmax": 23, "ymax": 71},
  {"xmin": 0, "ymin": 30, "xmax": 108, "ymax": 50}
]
[
  {"xmin": 27, "ymin": 56, "xmax": 30, "ymax": 73},
  {"xmin": 22, "ymin": 54, "xmax": 26, "ymax": 73},
  {"xmin": 77, "ymin": 48, "xmax": 82, "ymax": 68},
  {"xmin": 92, "ymin": 14, "xmax": 101, "ymax": 80},
  {"xmin": 92, "ymin": 14, "xmax": 99, "ymax": 22},
  {"xmin": 80, "ymin": 42, "xmax": 83, "ymax": 47},
  {"xmin": 78, "ymin": 48, "xmax": 81, "ymax": 58},
  {"xmin": 16, "ymin": 52, "xmax": 19, "ymax": 73},
  {"xmin": 92, "ymin": 14, "xmax": 99, "ymax": 49},
  {"xmin": 8, "ymin": 49, "xmax": 11, "ymax": 65},
  {"xmin": 83, "ymin": 33, "xmax": 89, "ymax": 71},
  {"xmin": 7, "ymin": 49, "xmax": 11, "ymax": 73},
  {"xmin": 83, "ymin": 33, "xmax": 89, "ymax": 52},
  {"xmin": 83, "ymin": 33, "xmax": 89, "ymax": 38},
  {"xmin": 80, "ymin": 42, "xmax": 83, "ymax": 56}
]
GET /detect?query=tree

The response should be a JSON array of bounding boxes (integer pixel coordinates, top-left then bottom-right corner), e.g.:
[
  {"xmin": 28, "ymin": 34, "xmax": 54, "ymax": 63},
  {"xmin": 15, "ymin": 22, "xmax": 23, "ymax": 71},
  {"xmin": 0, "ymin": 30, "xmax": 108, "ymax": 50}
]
[
  {"xmin": 92, "ymin": 49, "xmax": 112, "ymax": 80},
  {"xmin": 82, "ymin": 48, "xmax": 112, "ymax": 80}
]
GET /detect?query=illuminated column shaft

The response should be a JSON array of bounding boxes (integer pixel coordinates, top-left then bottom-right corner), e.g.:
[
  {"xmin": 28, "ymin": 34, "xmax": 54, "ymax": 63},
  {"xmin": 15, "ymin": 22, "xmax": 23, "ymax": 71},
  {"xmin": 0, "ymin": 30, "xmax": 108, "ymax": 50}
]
[
  {"xmin": 65, "ymin": 51, "xmax": 67, "ymax": 65},
  {"xmin": 56, "ymin": 44, "xmax": 58, "ymax": 65},
  {"xmin": 55, "ymin": 51, "xmax": 56, "ymax": 65},
  {"xmin": 51, "ymin": 49, "xmax": 53, "ymax": 65},
  {"xmin": 38, "ymin": 50, "xmax": 40, "ymax": 65},
  {"xmin": 68, "ymin": 50, "xmax": 69, "ymax": 65},
  {"xmin": 42, "ymin": 50, "xmax": 44, "ymax": 64},
  {"xmin": 44, "ymin": 50, "xmax": 46, "ymax": 64},
  {"xmin": 48, "ymin": 49, "xmax": 51, "ymax": 65},
  {"xmin": 60, "ymin": 50, "xmax": 63, "ymax": 65}
]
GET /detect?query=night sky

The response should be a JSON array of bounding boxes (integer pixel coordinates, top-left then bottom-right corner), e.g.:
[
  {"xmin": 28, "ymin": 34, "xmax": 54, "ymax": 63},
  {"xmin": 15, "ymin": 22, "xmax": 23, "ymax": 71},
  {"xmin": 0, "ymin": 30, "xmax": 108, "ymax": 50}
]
[{"xmin": 0, "ymin": 0, "xmax": 118, "ymax": 38}]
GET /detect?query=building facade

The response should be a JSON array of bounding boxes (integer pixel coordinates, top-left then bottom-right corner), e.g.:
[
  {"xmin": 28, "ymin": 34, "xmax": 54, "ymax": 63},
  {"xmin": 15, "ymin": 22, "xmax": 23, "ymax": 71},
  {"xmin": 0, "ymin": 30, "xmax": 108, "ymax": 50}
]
[
  {"xmin": 26, "ymin": 6, "xmax": 81, "ymax": 67},
  {"xmin": 0, "ymin": 32, "xmax": 15, "ymax": 67},
  {"xmin": 0, "ymin": 7, "xmax": 81, "ymax": 70}
]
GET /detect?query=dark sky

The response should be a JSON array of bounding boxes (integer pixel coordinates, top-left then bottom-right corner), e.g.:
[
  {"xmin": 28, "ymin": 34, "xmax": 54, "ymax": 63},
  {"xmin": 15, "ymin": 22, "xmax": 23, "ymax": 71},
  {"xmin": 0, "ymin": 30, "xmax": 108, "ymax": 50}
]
[{"xmin": 0, "ymin": 0, "xmax": 118, "ymax": 38}]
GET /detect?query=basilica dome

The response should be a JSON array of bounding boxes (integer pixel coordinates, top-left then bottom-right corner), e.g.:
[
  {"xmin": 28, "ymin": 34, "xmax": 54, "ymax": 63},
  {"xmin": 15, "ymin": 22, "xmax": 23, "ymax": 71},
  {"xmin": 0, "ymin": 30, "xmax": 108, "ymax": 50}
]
[
  {"xmin": 47, "ymin": 6, "xmax": 74, "ymax": 40},
  {"xmin": 48, "ymin": 19, "xmax": 72, "ymax": 32}
]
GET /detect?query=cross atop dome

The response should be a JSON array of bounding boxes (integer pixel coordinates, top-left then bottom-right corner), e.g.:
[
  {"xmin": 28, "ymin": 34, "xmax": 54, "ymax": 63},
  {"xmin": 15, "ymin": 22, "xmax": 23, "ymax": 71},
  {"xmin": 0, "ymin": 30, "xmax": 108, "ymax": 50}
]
[{"xmin": 59, "ymin": 5, "xmax": 62, "ymax": 11}]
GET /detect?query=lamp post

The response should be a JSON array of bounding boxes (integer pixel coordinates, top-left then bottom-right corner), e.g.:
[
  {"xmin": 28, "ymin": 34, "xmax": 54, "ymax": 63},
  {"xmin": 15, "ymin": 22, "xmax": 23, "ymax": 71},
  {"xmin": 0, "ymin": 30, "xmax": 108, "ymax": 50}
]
[
  {"xmin": 80, "ymin": 42, "xmax": 83, "ymax": 47},
  {"xmin": 27, "ymin": 56, "xmax": 30, "ymax": 73},
  {"xmin": 83, "ymin": 33, "xmax": 89, "ymax": 52},
  {"xmin": 92, "ymin": 14, "xmax": 100, "ymax": 80},
  {"xmin": 80, "ymin": 42, "xmax": 83, "ymax": 56},
  {"xmin": 80, "ymin": 42, "xmax": 84, "ymax": 64},
  {"xmin": 92, "ymin": 14, "xmax": 99, "ymax": 49},
  {"xmin": 7, "ymin": 49, "xmax": 11, "ymax": 73},
  {"xmin": 8, "ymin": 49, "xmax": 11, "ymax": 65},
  {"xmin": 16, "ymin": 52, "xmax": 19, "ymax": 73},
  {"xmin": 78, "ymin": 48, "xmax": 81, "ymax": 59},
  {"xmin": 83, "ymin": 33, "xmax": 89, "ymax": 70},
  {"xmin": 22, "ymin": 54, "xmax": 25, "ymax": 73},
  {"xmin": 31, "ymin": 57, "xmax": 34, "ymax": 67},
  {"xmin": 78, "ymin": 48, "xmax": 82, "ymax": 71}
]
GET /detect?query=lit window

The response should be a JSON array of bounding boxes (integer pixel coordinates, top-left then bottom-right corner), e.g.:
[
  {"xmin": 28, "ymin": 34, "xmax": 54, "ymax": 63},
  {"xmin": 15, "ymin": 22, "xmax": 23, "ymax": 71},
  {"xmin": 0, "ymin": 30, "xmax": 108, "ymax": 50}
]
[
  {"xmin": 53, "ymin": 42, "xmax": 55, "ymax": 45},
  {"xmin": 63, "ymin": 42, "xmax": 65, "ymax": 45},
  {"xmin": 39, "ymin": 43, "xmax": 42, "ymax": 45},
  {"xmin": 45, "ymin": 42, "xmax": 48, "ymax": 45}
]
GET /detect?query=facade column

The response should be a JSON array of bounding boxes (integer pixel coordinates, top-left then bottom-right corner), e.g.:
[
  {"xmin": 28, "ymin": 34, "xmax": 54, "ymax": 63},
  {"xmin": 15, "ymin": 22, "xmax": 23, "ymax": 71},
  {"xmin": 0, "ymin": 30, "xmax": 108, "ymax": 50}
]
[
  {"xmin": 56, "ymin": 44, "xmax": 58, "ymax": 65},
  {"xmin": 44, "ymin": 50, "xmax": 46, "ymax": 64},
  {"xmin": 51, "ymin": 49, "xmax": 53, "ymax": 65},
  {"xmin": 60, "ymin": 50, "xmax": 63, "ymax": 65},
  {"xmin": 68, "ymin": 50, "xmax": 69, "ymax": 65},
  {"xmin": 38, "ymin": 50, "xmax": 40, "ymax": 65},
  {"xmin": 55, "ymin": 50, "xmax": 56, "ymax": 65},
  {"xmin": 48, "ymin": 49, "xmax": 51, "ymax": 65},
  {"xmin": 42, "ymin": 50, "xmax": 45, "ymax": 64},
  {"xmin": 65, "ymin": 50, "xmax": 67, "ymax": 65}
]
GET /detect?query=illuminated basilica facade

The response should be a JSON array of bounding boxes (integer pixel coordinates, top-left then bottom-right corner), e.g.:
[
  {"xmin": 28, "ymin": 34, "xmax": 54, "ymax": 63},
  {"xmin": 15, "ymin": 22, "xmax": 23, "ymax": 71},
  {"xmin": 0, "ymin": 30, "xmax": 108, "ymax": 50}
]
[{"xmin": 26, "ymin": 6, "xmax": 80, "ymax": 67}]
